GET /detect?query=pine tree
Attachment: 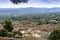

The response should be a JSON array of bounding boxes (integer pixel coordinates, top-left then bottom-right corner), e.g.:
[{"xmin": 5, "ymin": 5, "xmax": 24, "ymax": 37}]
[{"xmin": 4, "ymin": 20, "xmax": 13, "ymax": 32}]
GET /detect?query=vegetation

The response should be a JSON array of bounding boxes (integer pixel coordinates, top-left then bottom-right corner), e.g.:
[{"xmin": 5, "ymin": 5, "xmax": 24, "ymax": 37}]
[
  {"xmin": 0, "ymin": 20, "xmax": 15, "ymax": 37},
  {"xmin": 0, "ymin": 29, "xmax": 8, "ymax": 37},
  {"xmin": 7, "ymin": 33, "xmax": 15, "ymax": 37},
  {"xmin": 13, "ymin": 31, "xmax": 23, "ymax": 36},
  {"xmin": 37, "ymin": 21, "xmax": 49, "ymax": 25},
  {"xmin": 4, "ymin": 20, "xmax": 13, "ymax": 32},
  {"xmin": 0, "ymin": 12, "xmax": 60, "ymax": 39},
  {"xmin": 49, "ymin": 28, "xmax": 60, "ymax": 40},
  {"xmin": 0, "ymin": 20, "xmax": 23, "ymax": 38},
  {"xmin": 0, "ymin": 29, "xmax": 15, "ymax": 37}
]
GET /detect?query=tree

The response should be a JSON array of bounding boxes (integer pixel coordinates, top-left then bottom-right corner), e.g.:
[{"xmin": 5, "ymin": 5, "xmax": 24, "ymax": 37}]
[
  {"xmin": 10, "ymin": 0, "xmax": 29, "ymax": 4},
  {"xmin": 49, "ymin": 28, "xmax": 60, "ymax": 40},
  {"xmin": 4, "ymin": 20, "xmax": 13, "ymax": 32}
]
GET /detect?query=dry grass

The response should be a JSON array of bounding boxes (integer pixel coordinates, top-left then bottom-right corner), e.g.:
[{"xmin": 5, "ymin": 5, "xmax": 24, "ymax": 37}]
[
  {"xmin": 0, "ymin": 20, "xmax": 59, "ymax": 40},
  {"xmin": 0, "ymin": 20, "xmax": 59, "ymax": 32},
  {"xmin": 0, "ymin": 37, "xmax": 47, "ymax": 40},
  {"xmin": 0, "ymin": 37, "xmax": 20, "ymax": 40},
  {"xmin": 12, "ymin": 20, "xmax": 60, "ymax": 32}
]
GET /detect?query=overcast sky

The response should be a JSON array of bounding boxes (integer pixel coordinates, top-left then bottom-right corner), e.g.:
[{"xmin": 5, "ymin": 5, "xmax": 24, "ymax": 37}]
[{"xmin": 0, "ymin": 0, "xmax": 60, "ymax": 8}]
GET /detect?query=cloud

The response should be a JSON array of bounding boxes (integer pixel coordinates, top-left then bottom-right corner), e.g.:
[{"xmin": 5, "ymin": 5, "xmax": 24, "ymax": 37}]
[{"xmin": 0, "ymin": 0, "xmax": 60, "ymax": 8}]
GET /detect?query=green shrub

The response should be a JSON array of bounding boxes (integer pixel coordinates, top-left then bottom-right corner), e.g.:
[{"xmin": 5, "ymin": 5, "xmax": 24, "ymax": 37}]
[
  {"xmin": 0, "ymin": 29, "xmax": 15, "ymax": 37},
  {"xmin": 0, "ymin": 29, "xmax": 8, "ymax": 37},
  {"xmin": 37, "ymin": 21, "xmax": 49, "ymax": 25},
  {"xmin": 13, "ymin": 31, "xmax": 23, "ymax": 36},
  {"xmin": 13, "ymin": 31, "xmax": 18, "ymax": 34},
  {"xmin": 49, "ymin": 28, "xmax": 60, "ymax": 40},
  {"xmin": 7, "ymin": 33, "xmax": 15, "ymax": 37},
  {"xmin": 4, "ymin": 20, "xmax": 13, "ymax": 32},
  {"xmin": 18, "ymin": 32, "xmax": 23, "ymax": 36},
  {"xmin": 37, "ymin": 22, "xmax": 42, "ymax": 25}
]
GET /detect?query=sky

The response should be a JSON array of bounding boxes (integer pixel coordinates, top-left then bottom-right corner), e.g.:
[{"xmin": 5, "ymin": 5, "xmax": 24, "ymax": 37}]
[{"xmin": 0, "ymin": 0, "xmax": 60, "ymax": 8}]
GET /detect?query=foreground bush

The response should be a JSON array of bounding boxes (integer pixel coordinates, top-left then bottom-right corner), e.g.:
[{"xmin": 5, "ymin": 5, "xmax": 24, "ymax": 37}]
[
  {"xmin": 4, "ymin": 20, "xmax": 13, "ymax": 32},
  {"xmin": 49, "ymin": 28, "xmax": 60, "ymax": 40},
  {"xmin": 0, "ymin": 29, "xmax": 15, "ymax": 37},
  {"xmin": 13, "ymin": 31, "xmax": 23, "ymax": 37},
  {"xmin": 7, "ymin": 33, "xmax": 15, "ymax": 37},
  {"xmin": 0, "ymin": 29, "xmax": 8, "ymax": 37}
]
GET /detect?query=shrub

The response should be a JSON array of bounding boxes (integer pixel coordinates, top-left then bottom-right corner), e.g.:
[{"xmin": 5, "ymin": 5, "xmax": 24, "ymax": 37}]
[
  {"xmin": 0, "ymin": 29, "xmax": 15, "ymax": 37},
  {"xmin": 4, "ymin": 20, "xmax": 13, "ymax": 32},
  {"xmin": 13, "ymin": 31, "xmax": 23, "ymax": 36},
  {"xmin": 49, "ymin": 28, "xmax": 60, "ymax": 40},
  {"xmin": 0, "ymin": 29, "xmax": 8, "ymax": 37},
  {"xmin": 13, "ymin": 31, "xmax": 23, "ymax": 38},
  {"xmin": 37, "ymin": 21, "xmax": 49, "ymax": 25},
  {"xmin": 13, "ymin": 31, "xmax": 18, "ymax": 34},
  {"xmin": 7, "ymin": 33, "xmax": 15, "ymax": 37},
  {"xmin": 18, "ymin": 32, "xmax": 23, "ymax": 36}
]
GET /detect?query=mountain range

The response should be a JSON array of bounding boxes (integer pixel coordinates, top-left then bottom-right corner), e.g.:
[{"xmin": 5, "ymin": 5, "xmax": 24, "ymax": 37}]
[{"xmin": 0, "ymin": 7, "xmax": 60, "ymax": 15}]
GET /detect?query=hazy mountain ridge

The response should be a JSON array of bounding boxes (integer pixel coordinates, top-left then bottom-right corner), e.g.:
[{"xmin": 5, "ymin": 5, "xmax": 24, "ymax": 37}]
[{"xmin": 0, "ymin": 7, "xmax": 60, "ymax": 15}]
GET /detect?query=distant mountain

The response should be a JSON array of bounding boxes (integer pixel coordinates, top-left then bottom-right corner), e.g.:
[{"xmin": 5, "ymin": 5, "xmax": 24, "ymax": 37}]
[{"xmin": 0, "ymin": 7, "xmax": 60, "ymax": 15}]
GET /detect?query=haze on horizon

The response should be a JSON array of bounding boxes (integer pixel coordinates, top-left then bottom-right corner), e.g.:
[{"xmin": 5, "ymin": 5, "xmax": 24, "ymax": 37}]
[{"xmin": 0, "ymin": 0, "xmax": 60, "ymax": 8}]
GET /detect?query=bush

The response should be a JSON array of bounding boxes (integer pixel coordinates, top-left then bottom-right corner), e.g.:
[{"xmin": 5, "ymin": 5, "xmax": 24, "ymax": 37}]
[
  {"xmin": 37, "ymin": 21, "xmax": 49, "ymax": 25},
  {"xmin": 18, "ymin": 32, "xmax": 23, "ymax": 36},
  {"xmin": 13, "ymin": 31, "xmax": 23, "ymax": 36},
  {"xmin": 7, "ymin": 33, "xmax": 15, "ymax": 37},
  {"xmin": 13, "ymin": 31, "xmax": 23, "ymax": 38},
  {"xmin": 4, "ymin": 20, "xmax": 13, "ymax": 32},
  {"xmin": 0, "ymin": 29, "xmax": 8, "ymax": 37},
  {"xmin": 49, "ymin": 28, "xmax": 60, "ymax": 40},
  {"xmin": 0, "ymin": 29, "xmax": 15, "ymax": 37}
]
